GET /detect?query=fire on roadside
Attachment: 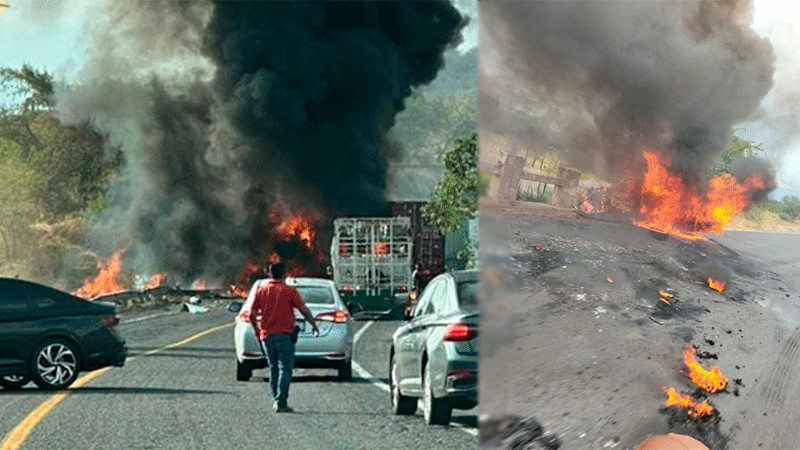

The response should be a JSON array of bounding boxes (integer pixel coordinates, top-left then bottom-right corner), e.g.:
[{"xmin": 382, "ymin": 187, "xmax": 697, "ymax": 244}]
[
  {"xmin": 144, "ymin": 272, "xmax": 167, "ymax": 290},
  {"xmin": 229, "ymin": 209, "xmax": 323, "ymax": 297},
  {"xmin": 663, "ymin": 387, "xmax": 714, "ymax": 417},
  {"xmin": 73, "ymin": 249, "xmax": 127, "ymax": 298},
  {"xmin": 659, "ymin": 290, "xmax": 674, "ymax": 298},
  {"xmin": 634, "ymin": 151, "xmax": 766, "ymax": 240},
  {"xmin": 708, "ymin": 278, "xmax": 725, "ymax": 292},
  {"xmin": 683, "ymin": 345, "xmax": 727, "ymax": 393},
  {"xmin": 275, "ymin": 211, "xmax": 314, "ymax": 246}
]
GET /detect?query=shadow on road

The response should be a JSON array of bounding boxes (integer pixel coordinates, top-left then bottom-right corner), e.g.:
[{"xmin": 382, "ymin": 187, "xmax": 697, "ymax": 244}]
[
  {"xmin": 127, "ymin": 346, "xmax": 232, "ymax": 353},
  {"xmin": 127, "ymin": 352, "xmax": 232, "ymax": 360},
  {"xmin": 259, "ymin": 375, "xmax": 389, "ymax": 384},
  {"xmin": 288, "ymin": 411, "xmax": 387, "ymax": 417},
  {"xmin": 450, "ymin": 415, "xmax": 478, "ymax": 429},
  {"xmin": 0, "ymin": 386, "xmax": 233, "ymax": 396}
]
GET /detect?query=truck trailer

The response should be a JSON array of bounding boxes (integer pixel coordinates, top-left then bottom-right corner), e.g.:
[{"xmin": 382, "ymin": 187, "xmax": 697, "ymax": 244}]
[{"xmin": 330, "ymin": 216, "xmax": 413, "ymax": 311}]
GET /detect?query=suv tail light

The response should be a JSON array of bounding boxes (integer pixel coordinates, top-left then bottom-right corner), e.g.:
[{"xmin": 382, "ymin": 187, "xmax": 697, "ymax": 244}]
[
  {"xmin": 100, "ymin": 314, "xmax": 119, "ymax": 328},
  {"xmin": 443, "ymin": 323, "xmax": 478, "ymax": 342},
  {"xmin": 315, "ymin": 309, "xmax": 349, "ymax": 323}
]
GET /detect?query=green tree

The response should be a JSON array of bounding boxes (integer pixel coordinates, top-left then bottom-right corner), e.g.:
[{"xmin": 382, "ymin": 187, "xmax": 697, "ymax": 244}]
[
  {"xmin": 718, "ymin": 135, "xmax": 765, "ymax": 174},
  {"xmin": 0, "ymin": 65, "xmax": 55, "ymax": 112},
  {"xmin": 0, "ymin": 65, "xmax": 120, "ymax": 218},
  {"xmin": 0, "ymin": 65, "xmax": 121, "ymax": 281},
  {"xmin": 780, "ymin": 195, "xmax": 800, "ymax": 223},
  {"xmin": 422, "ymin": 133, "xmax": 478, "ymax": 234}
]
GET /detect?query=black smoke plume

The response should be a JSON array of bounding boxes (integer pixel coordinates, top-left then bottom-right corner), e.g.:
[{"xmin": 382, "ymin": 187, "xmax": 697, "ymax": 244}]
[
  {"xmin": 481, "ymin": 0, "xmax": 776, "ymax": 186},
  {"xmin": 57, "ymin": 1, "xmax": 465, "ymax": 284}
]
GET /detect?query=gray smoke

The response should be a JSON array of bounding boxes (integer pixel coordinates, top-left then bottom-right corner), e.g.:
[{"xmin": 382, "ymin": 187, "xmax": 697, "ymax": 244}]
[
  {"xmin": 730, "ymin": 155, "xmax": 777, "ymax": 202},
  {"xmin": 481, "ymin": 0, "xmax": 776, "ymax": 182},
  {"xmin": 56, "ymin": 0, "xmax": 466, "ymax": 284}
]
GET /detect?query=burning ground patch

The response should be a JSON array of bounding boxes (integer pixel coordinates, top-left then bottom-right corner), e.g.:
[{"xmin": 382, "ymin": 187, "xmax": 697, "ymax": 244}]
[
  {"xmin": 659, "ymin": 402, "xmax": 729, "ymax": 450},
  {"xmin": 479, "ymin": 209, "xmax": 798, "ymax": 448}
]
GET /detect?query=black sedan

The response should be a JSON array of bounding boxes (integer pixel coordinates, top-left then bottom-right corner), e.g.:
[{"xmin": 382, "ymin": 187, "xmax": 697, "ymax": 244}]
[{"xmin": 0, "ymin": 277, "xmax": 126, "ymax": 390}]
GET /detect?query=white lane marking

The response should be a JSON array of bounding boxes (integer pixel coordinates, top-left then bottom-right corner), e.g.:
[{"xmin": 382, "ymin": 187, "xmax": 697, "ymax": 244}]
[
  {"xmin": 351, "ymin": 320, "xmax": 478, "ymax": 437},
  {"xmin": 121, "ymin": 311, "xmax": 180, "ymax": 324}
]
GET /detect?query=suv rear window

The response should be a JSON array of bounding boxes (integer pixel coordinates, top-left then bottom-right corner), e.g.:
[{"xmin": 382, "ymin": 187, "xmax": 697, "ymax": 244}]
[
  {"xmin": 456, "ymin": 281, "xmax": 478, "ymax": 312},
  {"xmin": 295, "ymin": 286, "xmax": 335, "ymax": 304}
]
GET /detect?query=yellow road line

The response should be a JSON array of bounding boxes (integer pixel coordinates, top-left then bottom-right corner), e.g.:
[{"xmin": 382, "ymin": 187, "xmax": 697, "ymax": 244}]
[{"xmin": 0, "ymin": 322, "xmax": 233, "ymax": 450}]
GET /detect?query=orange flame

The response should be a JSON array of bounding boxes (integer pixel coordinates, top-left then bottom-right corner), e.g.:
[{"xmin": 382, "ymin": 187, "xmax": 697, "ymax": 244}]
[
  {"xmin": 144, "ymin": 272, "xmax": 167, "ymax": 290},
  {"xmin": 73, "ymin": 250, "xmax": 126, "ymax": 298},
  {"xmin": 607, "ymin": 277, "xmax": 614, "ymax": 283},
  {"xmin": 230, "ymin": 258, "xmax": 262, "ymax": 298},
  {"xmin": 659, "ymin": 290, "xmax": 674, "ymax": 298},
  {"xmin": 275, "ymin": 212, "xmax": 314, "ymax": 245},
  {"xmin": 374, "ymin": 241, "xmax": 389, "ymax": 256},
  {"xmin": 660, "ymin": 298, "xmax": 671, "ymax": 306},
  {"xmin": 230, "ymin": 284, "xmax": 250, "ymax": 298},
  {"xmin": 683, "ymin": 345, "xmax": 727, "ymax": 392},
  {"xmin": 663, "ymin": 387, "xmax": 713, "ymax": 417},
  {"xmin": 191, "ymin": 279, "xmax": 207, "ymax": 290},
  {"xmin": 708, "ymin": 278, "xmax": 725, "ymax": 292},
  {"xmin": 634, "ymin": 151, "xmax": 765, "ymax": 239}
]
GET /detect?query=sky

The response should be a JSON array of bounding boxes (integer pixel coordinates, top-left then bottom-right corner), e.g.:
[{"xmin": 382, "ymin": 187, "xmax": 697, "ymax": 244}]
[
  {"xmin": 0, "ymin": 0, "xmax": 477, "ymax": 87},
  {"xmin": 744, "ymin": 0, "xmax": 800, "ymax": 191},
  {"xmin": 0, "ymin": 0, "xmax": 795, "ymax": 188}
]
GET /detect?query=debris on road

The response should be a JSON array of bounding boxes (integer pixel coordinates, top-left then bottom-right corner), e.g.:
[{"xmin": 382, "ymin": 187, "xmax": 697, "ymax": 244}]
[
  {"xmin": 479, "ymin": 414, "xmax": 560, "ymax": 450},
  {"xmin": 182, "ymin": 303, "xmax": 209, "ymax": 314}
]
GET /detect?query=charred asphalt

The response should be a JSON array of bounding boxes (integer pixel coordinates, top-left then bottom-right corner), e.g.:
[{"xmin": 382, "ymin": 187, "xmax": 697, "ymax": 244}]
[
  {"xmin": 479, "ymin": 203, "xmax": 800, "ymax": 449},
  {"xmin": 0, "ymin": 306, "xmax": 476, "ymax": 449}
]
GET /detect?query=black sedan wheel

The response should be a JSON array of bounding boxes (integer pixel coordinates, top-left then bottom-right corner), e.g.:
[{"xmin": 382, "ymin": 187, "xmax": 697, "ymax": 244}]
[
  {"xmin": 390, "ymin": 355, "xmax": 417, "ymax": 415},
  {"xmin": 0, "ymin": 374, "xmax": 31, "ymax": 390},
  {"xmin": 30, "ymin": 339, "xmax": 80, "ymax": 390}
]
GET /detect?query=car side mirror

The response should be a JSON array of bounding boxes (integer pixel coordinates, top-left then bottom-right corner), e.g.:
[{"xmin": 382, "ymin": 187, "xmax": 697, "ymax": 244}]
[{"xmin": 227, "ymin": 301, "xmax": 243, "ymax": 314}]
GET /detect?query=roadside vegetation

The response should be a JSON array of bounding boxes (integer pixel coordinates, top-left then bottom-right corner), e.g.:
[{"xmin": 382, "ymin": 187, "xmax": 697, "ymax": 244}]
[{"xmin": 0, "ymin": 66, "xmax": 121, "ymax": 286}]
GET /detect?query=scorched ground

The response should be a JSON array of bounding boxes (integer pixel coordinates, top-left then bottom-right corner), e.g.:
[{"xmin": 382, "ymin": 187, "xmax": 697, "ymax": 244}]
[{"xmin": 479, "ymin": 200, "xmax": 800, "ymax": 449}]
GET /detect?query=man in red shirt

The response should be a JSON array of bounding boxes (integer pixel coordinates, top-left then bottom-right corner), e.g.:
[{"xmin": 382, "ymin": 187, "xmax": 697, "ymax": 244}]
[{"xmin": 248, "ymin": 262, "xmax": 319, "ymax": 413}]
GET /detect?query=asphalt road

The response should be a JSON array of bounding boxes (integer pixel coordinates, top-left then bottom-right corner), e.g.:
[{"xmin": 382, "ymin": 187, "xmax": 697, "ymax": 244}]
[{"xmin": 0, "ymin": 304, "xmax": 476, "ymax": 449}]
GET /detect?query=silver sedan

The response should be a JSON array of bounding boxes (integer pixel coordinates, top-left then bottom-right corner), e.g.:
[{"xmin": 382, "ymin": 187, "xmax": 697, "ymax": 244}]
[
  {"xmin": 390, "ymin": 270, "xmax": 479, "ymax": 425},
  {"xmin": 233, "ymin": 278, "xmax": 354, "ymax": 381}
]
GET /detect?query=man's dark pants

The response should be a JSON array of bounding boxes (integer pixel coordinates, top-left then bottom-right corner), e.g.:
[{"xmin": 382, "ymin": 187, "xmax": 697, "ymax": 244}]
[{"xmin": 260, "ymin": 333, "xmax": 295, "ymax": 408}]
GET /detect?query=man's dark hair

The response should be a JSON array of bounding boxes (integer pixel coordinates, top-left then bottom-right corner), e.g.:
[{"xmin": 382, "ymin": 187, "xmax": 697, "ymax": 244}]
[{"xmin": 270, "ymin": 262, "xmax": 287, "ymax": 279}]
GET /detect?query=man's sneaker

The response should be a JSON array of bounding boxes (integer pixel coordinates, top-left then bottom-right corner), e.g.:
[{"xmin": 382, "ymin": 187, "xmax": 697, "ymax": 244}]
[
  {"xmin": 272, "ymin": 402, "xmax": 279, "ymax": 412},
  {"xmin": 275, "ymin": 406, "xmax": 294, "ymax": 413}
]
